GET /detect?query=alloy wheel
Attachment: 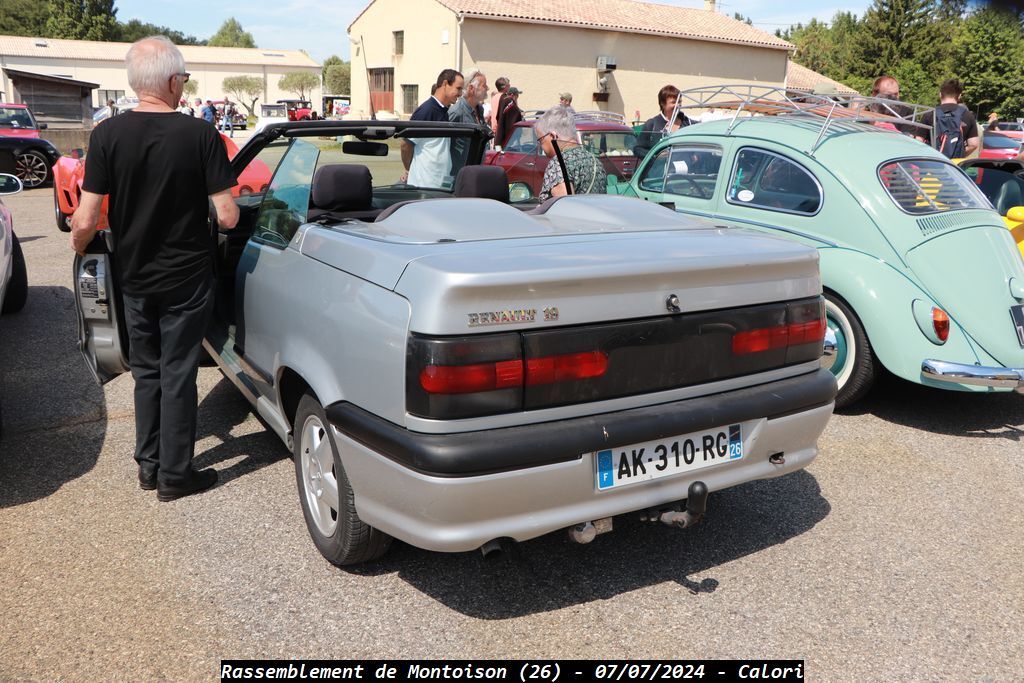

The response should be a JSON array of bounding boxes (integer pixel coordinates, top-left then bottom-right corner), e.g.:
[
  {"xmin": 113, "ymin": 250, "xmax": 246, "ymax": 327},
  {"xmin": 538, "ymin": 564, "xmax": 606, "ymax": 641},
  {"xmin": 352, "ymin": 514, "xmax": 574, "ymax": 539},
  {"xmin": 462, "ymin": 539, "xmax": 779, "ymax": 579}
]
[
  {"xmin": 15, "ymin": 152, "xmax": 48, "ymax": 188},
  {"xmin": 299, "ymin": 413, "xmax": 339, "ymax": 537}
]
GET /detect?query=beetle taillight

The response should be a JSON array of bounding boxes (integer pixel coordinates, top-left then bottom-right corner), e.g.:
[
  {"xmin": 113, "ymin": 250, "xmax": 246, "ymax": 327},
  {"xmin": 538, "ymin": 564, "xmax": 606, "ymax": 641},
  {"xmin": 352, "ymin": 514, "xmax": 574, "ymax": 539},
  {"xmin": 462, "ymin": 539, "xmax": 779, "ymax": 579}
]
[{"xmin": 932, "ymin": 307, "xmax": 950, "ymax": 342}]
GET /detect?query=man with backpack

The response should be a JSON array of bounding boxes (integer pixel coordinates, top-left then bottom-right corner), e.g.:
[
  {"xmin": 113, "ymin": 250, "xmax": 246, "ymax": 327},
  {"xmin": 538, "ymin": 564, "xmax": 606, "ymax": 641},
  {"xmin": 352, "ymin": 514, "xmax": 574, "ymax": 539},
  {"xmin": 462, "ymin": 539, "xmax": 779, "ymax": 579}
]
[{"xmin": 921, "ymin": 79, "xmax": 979, "ymax": 159}]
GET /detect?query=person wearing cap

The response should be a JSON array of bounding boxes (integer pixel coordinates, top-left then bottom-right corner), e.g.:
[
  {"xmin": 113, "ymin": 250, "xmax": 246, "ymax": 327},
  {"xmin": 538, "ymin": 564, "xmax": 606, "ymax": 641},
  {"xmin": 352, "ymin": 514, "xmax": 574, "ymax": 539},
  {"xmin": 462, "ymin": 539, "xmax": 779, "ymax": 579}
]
[
  {"xmin": 559, "ymin": 92, "xmax": 573, "ymax": 107},
  {"xmin": 496, "ymin": 86, "xmax": 524, "ymax": 149}
]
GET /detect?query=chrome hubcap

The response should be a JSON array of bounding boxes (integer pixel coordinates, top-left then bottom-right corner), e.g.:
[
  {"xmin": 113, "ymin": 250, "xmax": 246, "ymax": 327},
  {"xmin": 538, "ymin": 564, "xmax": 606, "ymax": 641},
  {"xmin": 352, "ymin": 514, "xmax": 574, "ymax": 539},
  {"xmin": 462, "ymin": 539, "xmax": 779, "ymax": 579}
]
[
  {"xmin": 824, "ymin": 300, "xmax": 855, "ymax": 389},
  {"xmin": 15, "ymin": 153, "xmax": 47, "ymax": 188},
  {"xmin": 300, "ymin": 415, "xmax": 339, "ymax": 537}
]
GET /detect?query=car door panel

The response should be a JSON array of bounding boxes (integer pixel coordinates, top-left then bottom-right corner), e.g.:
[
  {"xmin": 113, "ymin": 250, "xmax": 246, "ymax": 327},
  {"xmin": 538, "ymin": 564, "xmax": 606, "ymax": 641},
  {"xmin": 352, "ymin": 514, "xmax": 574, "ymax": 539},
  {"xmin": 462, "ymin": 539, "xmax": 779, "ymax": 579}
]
[{"xmin": 74, "ymin": 230, "xmax": 130, "ymax": 384}]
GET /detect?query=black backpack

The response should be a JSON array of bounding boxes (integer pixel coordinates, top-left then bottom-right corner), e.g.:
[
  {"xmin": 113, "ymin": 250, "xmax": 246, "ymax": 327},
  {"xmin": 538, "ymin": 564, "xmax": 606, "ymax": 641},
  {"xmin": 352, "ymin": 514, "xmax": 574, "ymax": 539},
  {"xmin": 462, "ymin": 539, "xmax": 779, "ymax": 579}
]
[{"xmin": 934, "ymin": 105, "xmax": 967, "ymax": 158}]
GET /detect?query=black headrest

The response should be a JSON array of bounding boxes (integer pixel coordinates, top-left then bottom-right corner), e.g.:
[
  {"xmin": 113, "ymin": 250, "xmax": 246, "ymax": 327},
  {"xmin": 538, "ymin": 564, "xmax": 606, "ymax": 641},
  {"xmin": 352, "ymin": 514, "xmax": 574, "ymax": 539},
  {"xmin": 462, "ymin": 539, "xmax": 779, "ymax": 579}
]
[
  {"xmin": 311, "ymin": 164, "xmax": 373, "ymax": 211},
  {"xmin": 453, "ymin": 165, "xmax": 509, "ymax": 203}
]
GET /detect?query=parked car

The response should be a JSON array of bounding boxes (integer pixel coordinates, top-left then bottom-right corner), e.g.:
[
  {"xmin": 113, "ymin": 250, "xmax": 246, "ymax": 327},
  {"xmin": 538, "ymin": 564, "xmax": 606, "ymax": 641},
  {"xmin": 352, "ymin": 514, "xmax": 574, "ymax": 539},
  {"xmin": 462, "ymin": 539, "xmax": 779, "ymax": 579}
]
[
  {"xmin": 984, "ymin": 120, "xmax": 1024, "ymax": 142},
  {"xmin": 253, "ymin": 103, "xmax": 289, "ymax": 134},
  {"xmin": 52, "ymin": 133, "xmax": 270, "ymax": 232},
  {"xmin": 957, "ymin": 157, "xmax": 1024, "ymax": 258},
  {"xmin": 0, "ymin": 103, "xmax": 60, "ymax": 188},
  {"xmin": 979, "ymin": 132, "xmax": 1021, "ymax": 160},
  {"xmin": 614, "ymin": 86, "xmax": 1024, "ymax": 407},
  {"xmin": 74, "ymin": 119, "xmax": 835, "ymax": 566},
  {"xmin": 277, "ymin": 99, "xmax": 313, "ymax": 121},
  {"xmin": 486, "ymin": 112, "xmax": 639, "ymax": 198},
  {"xmin": 0, "ymin": 170, "xmax": 26, "ymax": 315}
]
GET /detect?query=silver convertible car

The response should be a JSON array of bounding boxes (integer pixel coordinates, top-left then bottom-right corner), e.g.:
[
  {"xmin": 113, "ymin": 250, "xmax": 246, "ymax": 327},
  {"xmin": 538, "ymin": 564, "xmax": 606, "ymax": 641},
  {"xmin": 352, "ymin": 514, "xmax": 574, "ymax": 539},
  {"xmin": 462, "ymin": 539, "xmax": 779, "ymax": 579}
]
[{"xmin": 75, "ymin": 120, "xmax": 836, "ymax": 566}]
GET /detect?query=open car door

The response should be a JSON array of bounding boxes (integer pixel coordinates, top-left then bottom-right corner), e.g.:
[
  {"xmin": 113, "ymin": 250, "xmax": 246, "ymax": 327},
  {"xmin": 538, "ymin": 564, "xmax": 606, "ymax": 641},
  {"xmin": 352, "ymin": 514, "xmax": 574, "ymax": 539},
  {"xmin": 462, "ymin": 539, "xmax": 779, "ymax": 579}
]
[{"xmin": 74, "ymin": 230, "xmax": 129, "ymax": 384}]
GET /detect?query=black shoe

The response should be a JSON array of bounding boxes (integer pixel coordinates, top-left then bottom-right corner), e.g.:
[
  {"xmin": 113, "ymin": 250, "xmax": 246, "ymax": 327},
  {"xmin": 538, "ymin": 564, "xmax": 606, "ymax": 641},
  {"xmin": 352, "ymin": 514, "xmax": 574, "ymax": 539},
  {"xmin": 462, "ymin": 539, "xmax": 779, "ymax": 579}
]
[
  {"xmin": 157, "ymin": 468, "xmax": 218, "ymax": 502},
  {"xmin": 138, "ymin": 466, "xmax": 158, "ymax": 491}
]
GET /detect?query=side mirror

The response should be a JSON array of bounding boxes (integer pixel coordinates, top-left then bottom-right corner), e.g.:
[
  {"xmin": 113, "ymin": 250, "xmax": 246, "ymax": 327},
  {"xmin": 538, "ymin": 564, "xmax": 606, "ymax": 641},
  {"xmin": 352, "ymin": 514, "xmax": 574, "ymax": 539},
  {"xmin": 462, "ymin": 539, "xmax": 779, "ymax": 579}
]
[
  {"xmin": 1006, "ymin": 206, "xmax": 1024, "ymax": 223},
  {"xmin": 38, "ymin": 123, "xmax": 48, "ymax": 130},
  {"xmin": 508, "ymin": 182, "xmax": 533, "ymax": 203},
  {"xmin": 0, "ymin": 173, "xmax": 24, "ymax": 195}
]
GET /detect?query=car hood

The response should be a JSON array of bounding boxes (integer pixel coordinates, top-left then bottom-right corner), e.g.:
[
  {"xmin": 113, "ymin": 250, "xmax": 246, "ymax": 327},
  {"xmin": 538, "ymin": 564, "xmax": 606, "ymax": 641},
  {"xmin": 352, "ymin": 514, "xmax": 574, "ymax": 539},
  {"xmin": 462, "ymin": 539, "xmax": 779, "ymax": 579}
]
[{"xmin": 906, "ymin": 224, "xmax": 1024, "ymax": 366}]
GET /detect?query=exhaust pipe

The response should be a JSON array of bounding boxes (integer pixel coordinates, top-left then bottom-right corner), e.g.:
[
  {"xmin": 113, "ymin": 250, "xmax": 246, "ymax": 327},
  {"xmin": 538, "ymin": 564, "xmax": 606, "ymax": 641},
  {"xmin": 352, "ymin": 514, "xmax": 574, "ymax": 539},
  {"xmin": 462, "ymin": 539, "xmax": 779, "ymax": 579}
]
[
  {"xmin": 568, "ymin": 522, "xmax": 597, "ymax": 544},
  {"xmin": 479, "ymin": 539, "xmax": 503, "ymax": 558},
  {"xmin": 658, "ymin": 481, "xmax": 709, "ymax": 529}
]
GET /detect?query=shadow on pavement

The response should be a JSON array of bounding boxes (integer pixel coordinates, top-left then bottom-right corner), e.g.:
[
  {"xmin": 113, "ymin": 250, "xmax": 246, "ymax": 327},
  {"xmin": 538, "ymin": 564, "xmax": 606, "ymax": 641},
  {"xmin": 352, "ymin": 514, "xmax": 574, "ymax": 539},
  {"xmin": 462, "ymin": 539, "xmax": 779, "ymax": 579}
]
[
  {"xmin": 0, "ymin": 285, "xmax": 106, "ymax": 507},
  {"xmin": 347, "ymin": 469, "xmax": 829, "ymax": 618},
  {"xmin": 192, "ymin": 376, "xmax": 288, "ymax": 485},
  {"xmin": 853, "ymin": 372, "xmax": 1024, "ymax": 439}
]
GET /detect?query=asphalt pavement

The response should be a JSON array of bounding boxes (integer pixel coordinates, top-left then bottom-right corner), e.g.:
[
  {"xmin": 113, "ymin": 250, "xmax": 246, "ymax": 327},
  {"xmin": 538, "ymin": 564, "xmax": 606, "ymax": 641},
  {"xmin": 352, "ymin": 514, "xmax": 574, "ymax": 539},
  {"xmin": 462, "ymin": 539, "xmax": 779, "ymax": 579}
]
[{"xmin": 1, "ymin": 187, "xmax": 1022, "ymax": 681}]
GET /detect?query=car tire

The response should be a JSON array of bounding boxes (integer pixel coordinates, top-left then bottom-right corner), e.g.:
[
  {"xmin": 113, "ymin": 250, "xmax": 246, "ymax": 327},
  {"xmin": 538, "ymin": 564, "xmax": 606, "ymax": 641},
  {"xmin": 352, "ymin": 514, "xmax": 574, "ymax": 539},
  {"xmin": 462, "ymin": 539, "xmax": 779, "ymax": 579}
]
[
  {"xmin": 2, "ymin": 231, "xmax": 27, "ymax": 314},
  {"xmin": 293, "ymin": 392, "xmax": 392, "ymax": 566},
  {"xmin": 15, "ymin": 150, "xmax": 50, "ymax": 189},
  {"xmin": 53, "ymin": 184, "xmax": 72, "ymax": 232},
  {"xmin": 824, "ymin": 292, "xmax": 875, "ymax": 408}
]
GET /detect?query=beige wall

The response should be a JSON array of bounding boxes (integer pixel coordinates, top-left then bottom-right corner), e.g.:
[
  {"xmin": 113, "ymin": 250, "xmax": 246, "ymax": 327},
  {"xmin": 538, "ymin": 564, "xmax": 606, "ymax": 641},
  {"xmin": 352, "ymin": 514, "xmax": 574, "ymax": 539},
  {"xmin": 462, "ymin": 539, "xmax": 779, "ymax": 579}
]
[
  {"xmin": 462, "ymin": 19, "xmax": 788, "ymax": 121},
  {"xmin": 349, "ymin": 0, "xmax": 458, "ymax": 118},
  {"xmin": 0, "ymin": 55, "xmax": 321, "ymax": 112}
]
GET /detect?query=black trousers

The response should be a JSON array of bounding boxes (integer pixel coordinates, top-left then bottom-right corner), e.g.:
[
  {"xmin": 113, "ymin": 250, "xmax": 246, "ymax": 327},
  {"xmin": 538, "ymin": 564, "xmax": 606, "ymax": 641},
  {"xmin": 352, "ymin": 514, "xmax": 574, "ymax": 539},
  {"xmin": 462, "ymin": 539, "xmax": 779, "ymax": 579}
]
[{"xmin": 121, "ymin": 275, "xmax": 214, "ymax": 486}]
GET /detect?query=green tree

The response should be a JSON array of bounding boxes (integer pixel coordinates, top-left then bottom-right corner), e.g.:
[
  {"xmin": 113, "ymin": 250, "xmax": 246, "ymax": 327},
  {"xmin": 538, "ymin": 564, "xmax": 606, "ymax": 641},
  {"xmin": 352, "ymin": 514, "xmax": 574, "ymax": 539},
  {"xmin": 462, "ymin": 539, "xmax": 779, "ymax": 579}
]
[
  {"xmin": 46, "ymin": 0, "xmax": 118, "ymax": 40},
  {"xmin": 322, "ymin": 54, "xmax": 343, "ymax": 83},
  {"xmin": 183, "ymin": 79, "xmax": 198, "ymax": 98},
  {"xmin": 278, "ymin": 71, "xmax": 319, "ymax": 99},
  {"xmin": 732, "ymin": 12, "xmax": 753, "ymax": 26},
  {"xmin": 116, "ymin": 19, "xmax": 206, "ymax": 45},
  {"xmin": 787, "ymin": 19, "xmax": 835, "ymax": 74},
  {"xmin": 854, "ymin": 0, "xmax": 937, "ymax": 77},
  {"xmin": 222, "ymin": 75, "xmax": 264, "ymax": 116},
  {"xmin": 954, "ymin": 6, "xmax": 1024, "ymax": 118},
  {"xmin": 0, "ymin": 0, "xmax": 51, "ymax": 37},
  {"xmin": 207, "ymin": 18, "xmax": 256, "ymax": 48},
  {"xmin": 324, "ymin": 63, "xmax": 350, "ymax": 95}
]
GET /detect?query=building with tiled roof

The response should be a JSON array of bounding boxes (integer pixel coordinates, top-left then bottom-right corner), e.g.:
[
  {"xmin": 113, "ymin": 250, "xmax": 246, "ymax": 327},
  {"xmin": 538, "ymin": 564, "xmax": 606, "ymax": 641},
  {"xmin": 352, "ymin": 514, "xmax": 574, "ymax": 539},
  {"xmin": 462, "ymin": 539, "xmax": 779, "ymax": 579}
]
[
  {"xmin": 786, "ymin": 61, "xmax": 860, "ymax": 96},
  {"xmin": 348, "ymin": 0, "xmax": 794, "ymax": 122},
  {"xmin": 0, "ymin": 34, "xmax": 321, "ymax": 112}
]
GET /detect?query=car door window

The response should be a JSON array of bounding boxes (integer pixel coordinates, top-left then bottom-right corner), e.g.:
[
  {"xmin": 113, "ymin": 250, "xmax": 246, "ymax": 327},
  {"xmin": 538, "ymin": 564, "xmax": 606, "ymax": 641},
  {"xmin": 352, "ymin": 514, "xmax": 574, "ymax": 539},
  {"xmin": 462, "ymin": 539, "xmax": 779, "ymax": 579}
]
[
  {"xmin": 727, "ymin": 148, "xmax": 822, "ymax": 215},
  {"xmin": 637, "ymin": 145, "xmax": 721, "ymax": 199},
  {"xmin": 253, "ymin": 138, "xmax": 319, "ymax": 248}
]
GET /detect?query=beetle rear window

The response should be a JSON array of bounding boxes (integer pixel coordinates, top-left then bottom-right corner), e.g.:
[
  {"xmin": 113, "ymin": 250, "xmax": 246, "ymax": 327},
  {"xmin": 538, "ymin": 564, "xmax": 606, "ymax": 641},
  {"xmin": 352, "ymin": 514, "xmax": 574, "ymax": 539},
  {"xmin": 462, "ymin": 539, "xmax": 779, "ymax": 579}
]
[{"xmin": 879, "ymin": 159, "xmax": 991, "ymax": 214}]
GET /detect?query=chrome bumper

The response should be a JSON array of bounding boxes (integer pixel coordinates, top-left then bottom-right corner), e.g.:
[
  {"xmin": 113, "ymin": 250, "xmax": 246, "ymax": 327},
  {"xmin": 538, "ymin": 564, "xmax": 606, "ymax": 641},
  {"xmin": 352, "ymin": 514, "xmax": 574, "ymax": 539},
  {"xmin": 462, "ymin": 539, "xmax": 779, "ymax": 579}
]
[{"xmin": 921, "ymin": 359, "xmax": 1024, "ymax": 391}]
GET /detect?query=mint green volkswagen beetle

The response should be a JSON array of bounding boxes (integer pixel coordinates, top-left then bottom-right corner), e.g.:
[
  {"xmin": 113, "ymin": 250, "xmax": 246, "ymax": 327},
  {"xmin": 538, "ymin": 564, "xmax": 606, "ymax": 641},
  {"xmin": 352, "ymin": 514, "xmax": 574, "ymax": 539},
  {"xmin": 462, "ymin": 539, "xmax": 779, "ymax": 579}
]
[{"xmin": 614, "ymin": 86, "xmax": 1024, "ymax": 407}]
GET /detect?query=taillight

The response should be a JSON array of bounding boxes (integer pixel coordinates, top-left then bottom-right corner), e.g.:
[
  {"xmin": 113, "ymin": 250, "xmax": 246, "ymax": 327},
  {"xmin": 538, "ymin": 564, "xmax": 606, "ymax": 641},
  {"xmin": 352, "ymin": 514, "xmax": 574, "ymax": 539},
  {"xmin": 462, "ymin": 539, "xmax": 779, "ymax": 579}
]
[
  {"xmin": 732, "ymin": 298, "xmax": 826, "ymax": 358},
  {"xmin": 526, "ymin": 351, "xmax": 608, "ymax": 385},
  {"xmin": 420, "ymin": 359, "xmax": 523, "ymax": 394},
  {"xmin": 932, "ymin": 307, "xmax": 950, "ymax": 342}
]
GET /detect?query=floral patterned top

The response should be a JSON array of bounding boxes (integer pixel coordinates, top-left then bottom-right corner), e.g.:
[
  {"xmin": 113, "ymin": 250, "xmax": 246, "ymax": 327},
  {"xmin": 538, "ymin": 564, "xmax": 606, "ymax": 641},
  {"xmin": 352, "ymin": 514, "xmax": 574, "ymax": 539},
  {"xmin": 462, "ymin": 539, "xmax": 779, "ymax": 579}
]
[{"xmin": 539, "ymin": 144, "xmax": 607, "ymax": 200}]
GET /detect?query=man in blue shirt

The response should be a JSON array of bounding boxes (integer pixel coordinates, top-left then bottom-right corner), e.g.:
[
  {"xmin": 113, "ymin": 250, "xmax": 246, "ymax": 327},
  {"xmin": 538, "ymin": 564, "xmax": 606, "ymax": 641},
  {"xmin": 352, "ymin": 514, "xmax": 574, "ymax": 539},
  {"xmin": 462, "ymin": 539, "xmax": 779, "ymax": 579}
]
[
  {"xmin": 201, "ymin": 100, "xmax": 216, "ymax": 124},
  {"xmin": 401, "ymin": 69, "xmax": 463, "ymax": 188}
]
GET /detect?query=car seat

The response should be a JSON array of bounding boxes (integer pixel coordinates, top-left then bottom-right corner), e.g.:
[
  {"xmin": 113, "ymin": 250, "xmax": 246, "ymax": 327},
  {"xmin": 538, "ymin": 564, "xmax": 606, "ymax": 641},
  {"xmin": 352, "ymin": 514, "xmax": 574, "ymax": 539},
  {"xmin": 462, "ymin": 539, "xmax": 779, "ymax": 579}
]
[
  {"xmin": 453, "ymin": 165, "xmax": 510, "ymax": 203},
  {"xmin": 995, "ymin": 177, "xmax": 1024, "ymax": 216}
]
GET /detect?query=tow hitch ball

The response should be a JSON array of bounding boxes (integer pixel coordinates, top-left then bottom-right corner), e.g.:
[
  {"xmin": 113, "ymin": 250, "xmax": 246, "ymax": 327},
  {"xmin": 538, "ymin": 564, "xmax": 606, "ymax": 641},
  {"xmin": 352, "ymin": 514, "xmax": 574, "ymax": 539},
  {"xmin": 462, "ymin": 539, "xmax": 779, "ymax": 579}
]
[{"xmin": 647, "ymin": 481, "xmax": 709, "ymax": 529}]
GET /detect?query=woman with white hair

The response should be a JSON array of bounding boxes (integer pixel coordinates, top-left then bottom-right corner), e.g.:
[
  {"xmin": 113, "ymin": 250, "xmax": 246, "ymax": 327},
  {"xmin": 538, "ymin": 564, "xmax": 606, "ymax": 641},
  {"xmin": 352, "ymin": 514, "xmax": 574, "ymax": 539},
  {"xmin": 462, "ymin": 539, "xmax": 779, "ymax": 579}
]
[{"xmin": 535, "ymin": 105, "xmax": 606, "ymax": 200}]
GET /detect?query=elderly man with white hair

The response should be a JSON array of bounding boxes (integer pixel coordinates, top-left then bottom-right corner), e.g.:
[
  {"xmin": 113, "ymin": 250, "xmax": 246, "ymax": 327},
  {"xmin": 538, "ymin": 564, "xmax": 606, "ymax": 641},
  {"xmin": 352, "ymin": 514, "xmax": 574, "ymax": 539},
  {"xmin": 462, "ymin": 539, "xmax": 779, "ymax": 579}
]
[
  {"xmin": 448, "ymin": 68, "xmax": 488, "ymax": 126},
  {"xmin": 536, "ymin": 105, "xmax": 607, "ymax": 200},
  {"xmin": 70, "ymin": 35, "xmax": 239, "ymax": 502}
]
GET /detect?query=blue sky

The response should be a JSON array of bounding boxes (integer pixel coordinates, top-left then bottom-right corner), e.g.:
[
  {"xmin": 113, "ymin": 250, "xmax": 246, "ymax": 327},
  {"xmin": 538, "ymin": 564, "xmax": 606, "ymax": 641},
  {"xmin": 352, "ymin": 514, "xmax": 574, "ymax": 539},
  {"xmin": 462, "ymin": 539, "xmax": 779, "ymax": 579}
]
[{"xmin": 113, "ymin": 0, "xmax": 869, "ymax": 64}]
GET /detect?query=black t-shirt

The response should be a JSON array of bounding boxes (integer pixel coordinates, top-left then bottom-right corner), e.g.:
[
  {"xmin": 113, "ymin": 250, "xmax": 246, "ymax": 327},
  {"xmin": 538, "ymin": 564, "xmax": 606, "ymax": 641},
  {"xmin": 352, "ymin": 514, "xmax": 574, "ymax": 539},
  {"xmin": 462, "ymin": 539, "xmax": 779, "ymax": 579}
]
[
  {"xmin": 83, "ymin": 111, "xmax": 237, "ymax": 295},
  {"xmin": 921, "ymin": 104, "xmax": 979, "ymax": 146}
]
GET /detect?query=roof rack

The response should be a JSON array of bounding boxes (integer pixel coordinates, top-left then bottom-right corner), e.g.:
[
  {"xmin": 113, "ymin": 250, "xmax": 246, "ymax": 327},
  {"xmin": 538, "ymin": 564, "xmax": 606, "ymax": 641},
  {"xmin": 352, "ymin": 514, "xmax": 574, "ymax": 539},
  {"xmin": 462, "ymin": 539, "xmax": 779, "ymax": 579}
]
[
  {"xmin": 667, "ymin": 84, "xmax": 935, "ymax": 155},
  {"xmin": 573, "ymin": 110, "xmax": 627, "ymax": 124}
]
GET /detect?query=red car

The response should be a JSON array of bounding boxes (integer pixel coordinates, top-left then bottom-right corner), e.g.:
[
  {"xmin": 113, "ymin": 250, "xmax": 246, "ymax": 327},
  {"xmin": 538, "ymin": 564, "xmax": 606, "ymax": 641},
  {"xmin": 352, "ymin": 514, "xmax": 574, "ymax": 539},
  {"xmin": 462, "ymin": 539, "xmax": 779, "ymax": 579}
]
[
  {"xmin": 52, "ymin": 133, "xmax": 271, "ymax": 232},
  {"xmin": 485, "ymin": 112, "xmax": 639, "ymax": 197},
  {"xmin": 278, "ymin": 99, "xmax": 313, "ymax": 121},
  {"xmin": 0, "ymin": 103, "xmax": 46, "ymax": 139},
  {"xmin": 979, "ymin": 132, "xmax": 1021, "ymax": 160}
]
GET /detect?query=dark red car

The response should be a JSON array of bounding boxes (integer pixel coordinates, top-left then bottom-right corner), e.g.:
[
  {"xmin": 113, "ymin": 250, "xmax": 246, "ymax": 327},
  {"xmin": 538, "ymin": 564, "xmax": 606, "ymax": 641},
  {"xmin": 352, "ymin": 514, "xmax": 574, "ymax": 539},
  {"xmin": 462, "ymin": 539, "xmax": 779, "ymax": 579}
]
[
  {"xmin": 278, "ymin": 99, "xmax": 313, "ymax": 121},
  {"xmin": 485, "ymin": 112, "xmax": 640, "ymax": 197}
]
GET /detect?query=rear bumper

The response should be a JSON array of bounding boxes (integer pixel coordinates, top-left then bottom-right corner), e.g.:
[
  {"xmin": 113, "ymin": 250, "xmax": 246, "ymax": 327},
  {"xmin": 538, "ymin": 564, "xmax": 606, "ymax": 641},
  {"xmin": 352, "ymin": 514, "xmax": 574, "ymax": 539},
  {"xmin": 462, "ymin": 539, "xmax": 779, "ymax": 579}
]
[
  {"xmin": 921, "ymin": 359, "xmax": 1024, "ymax": 392},
  {"xmin": 327, "ymin": 369, "xmax": 836, "ymax": 552}
]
